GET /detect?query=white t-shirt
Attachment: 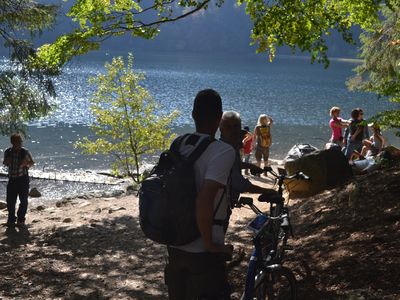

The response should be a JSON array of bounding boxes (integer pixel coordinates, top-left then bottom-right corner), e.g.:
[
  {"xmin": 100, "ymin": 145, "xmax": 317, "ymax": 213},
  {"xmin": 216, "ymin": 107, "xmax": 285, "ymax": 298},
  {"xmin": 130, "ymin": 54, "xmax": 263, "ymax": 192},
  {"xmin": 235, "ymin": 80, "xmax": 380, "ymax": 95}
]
[{"xmin": 174, "ymin": 133, "xmax": 235, "ymax": 253}]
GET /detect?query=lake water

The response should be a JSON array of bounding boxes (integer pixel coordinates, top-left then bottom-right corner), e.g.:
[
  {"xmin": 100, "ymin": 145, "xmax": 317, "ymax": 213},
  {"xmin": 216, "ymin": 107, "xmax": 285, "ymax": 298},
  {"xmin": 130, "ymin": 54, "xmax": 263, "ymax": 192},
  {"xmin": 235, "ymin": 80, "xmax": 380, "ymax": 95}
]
[
  {"xmin": 1, "ymin": 52, "xmax": 399, "ymax": 173},
  {"xmin": 27, "ymin": 53, "xmax": 398, "ymax": 125}
]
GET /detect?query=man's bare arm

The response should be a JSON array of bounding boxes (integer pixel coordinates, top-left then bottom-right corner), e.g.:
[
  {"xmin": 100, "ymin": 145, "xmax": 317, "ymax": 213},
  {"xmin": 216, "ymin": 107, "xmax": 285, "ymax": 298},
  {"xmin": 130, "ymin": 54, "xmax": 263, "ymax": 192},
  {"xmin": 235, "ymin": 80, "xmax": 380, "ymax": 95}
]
[{"xmin": 196, "ymin": 179, "xmax": 232, "ymax": 254}]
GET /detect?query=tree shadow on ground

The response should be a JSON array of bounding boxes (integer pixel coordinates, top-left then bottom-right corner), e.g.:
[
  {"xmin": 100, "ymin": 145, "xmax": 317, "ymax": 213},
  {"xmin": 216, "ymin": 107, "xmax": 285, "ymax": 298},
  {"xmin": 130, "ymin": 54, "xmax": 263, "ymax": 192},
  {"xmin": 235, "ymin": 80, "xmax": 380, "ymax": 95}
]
[
  {"xmin": 1, "ymin": 224, "xmax": 31, "ymax": 247},
  {"xmin": 286, "ymin": 167, "xmax": 400, "ymax": 299},
  {"xmin": 226, "ymin": 166, "xmax": 400, "ymax": 299},
  {"xmin": 1, "ymin": 167, "xmax": 398, "ymax": 299},
  {"xmin": 226, "ymin": 212, "xmax": 343, "ymax": 299},
  {"xmin": 0, "ymin": 215, "xmax": 167, "ymax": 299}
]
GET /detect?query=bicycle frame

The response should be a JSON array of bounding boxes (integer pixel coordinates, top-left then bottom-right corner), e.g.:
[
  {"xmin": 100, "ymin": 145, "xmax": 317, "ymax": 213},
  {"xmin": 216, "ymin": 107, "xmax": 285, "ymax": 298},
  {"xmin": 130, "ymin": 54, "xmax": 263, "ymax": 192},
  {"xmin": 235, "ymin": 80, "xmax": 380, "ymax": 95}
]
[
  {"xmin": 242, "ymin": 208, "xmax": 286, "ymax": 300},
  {"xmin": 240, "ymin": 168, "xmax": 309, "ymax": 299},
  {"xmin": 243, "ymin": 232, "xmax": 270, "ymax": 299}
]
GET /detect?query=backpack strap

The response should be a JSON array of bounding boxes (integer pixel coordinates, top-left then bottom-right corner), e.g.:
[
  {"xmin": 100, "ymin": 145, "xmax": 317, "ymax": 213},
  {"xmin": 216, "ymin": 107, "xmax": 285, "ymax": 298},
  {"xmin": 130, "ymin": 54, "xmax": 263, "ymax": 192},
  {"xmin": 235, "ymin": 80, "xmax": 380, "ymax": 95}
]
[
  {"xmin": 213, "ymin": 168, "xmax": 232, "ymax": 227},
  {"xmin": 170, "ymin": 133, "xmax": 191, "ymax": 154},
  {"xmin": 186, "ymin": 136, "xmax": 215, "ymax": 164},
  {"xmin": 212, "ymin": 188, "xmax": 226, "ymax": 223},
  {"xmin": 171, "ymin": 134, "xmax": 216, "ymax": 165}
]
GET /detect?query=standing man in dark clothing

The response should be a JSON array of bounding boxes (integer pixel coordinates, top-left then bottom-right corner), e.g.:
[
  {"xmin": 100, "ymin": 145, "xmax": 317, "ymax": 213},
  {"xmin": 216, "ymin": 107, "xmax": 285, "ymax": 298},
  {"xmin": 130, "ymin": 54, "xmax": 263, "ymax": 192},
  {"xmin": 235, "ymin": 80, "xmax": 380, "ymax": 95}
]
[{"xmin": 3, "ymin": 133, "xmax": 34, "ymax": 226}]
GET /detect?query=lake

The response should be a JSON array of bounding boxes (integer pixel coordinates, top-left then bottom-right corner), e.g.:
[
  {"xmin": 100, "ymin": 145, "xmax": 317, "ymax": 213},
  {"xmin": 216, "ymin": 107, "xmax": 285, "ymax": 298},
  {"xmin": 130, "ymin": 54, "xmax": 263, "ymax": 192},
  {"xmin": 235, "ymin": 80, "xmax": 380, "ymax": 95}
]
[{"xmin": 1, "ymin": 52, "xmax": 399, "ymax": 173}]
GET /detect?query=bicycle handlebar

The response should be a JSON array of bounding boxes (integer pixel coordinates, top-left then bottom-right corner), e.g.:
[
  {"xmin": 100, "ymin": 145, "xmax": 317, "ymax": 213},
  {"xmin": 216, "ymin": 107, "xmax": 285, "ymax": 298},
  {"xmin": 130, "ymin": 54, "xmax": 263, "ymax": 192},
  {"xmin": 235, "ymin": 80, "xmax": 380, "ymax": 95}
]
[
  {"xmin": 238, "ymin": 196, "xmax": 254, "ymax": 206},
  {"xmin": 251, "ymin": 166, "xmax": 310, "ymax": 181},
  {"xmin": 238, "ymin": 194, "xmax": 283, "ymax": 208}
]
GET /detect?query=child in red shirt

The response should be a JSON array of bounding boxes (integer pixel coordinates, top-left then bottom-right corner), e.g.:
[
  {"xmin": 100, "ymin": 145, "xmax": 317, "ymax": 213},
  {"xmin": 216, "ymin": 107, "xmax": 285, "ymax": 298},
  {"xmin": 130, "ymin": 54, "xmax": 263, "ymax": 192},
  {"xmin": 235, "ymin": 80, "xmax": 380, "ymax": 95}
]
[{"xmin": 242, "ymin": 126, "xmax": 253, "ymax": 175}]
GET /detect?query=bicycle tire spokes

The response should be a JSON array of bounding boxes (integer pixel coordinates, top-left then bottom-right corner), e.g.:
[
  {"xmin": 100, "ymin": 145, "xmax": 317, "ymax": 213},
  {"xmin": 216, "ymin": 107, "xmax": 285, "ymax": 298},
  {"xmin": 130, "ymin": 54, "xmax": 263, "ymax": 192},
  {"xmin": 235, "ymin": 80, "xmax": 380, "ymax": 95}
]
[
  {"xmin": 267, "ymin": 267, "xmax": 297, "ymax": 300},
  {"xmin": 250, "ymin": 266, "xmax": 297, "ymax": 300}
]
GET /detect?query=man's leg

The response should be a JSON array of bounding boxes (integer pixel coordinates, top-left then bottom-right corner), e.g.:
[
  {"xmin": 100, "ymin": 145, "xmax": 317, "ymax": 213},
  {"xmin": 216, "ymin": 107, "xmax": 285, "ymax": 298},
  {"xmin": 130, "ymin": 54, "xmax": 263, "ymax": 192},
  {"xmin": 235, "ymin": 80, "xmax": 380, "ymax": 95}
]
[
  {"xmin": 166, "ymin": 249, "xmax": 230, "ymax": 300},
  {"xmin": 6, "ymin": 179, "xmax": 18, "ymax": 224},
  {"xmin": 187, "ymin": 253, "xmax": 230, "ymax": 300},
  {"xmin": 16, "ymin": 176, "xmax": 29, "ymax": 223},
  {"xmin": 344, "ymin": 142, "xmax": 355, "ymax": 160},
  {"xmin": 165, "ymin": 248, "xmax": 189, "ymax": 300}
]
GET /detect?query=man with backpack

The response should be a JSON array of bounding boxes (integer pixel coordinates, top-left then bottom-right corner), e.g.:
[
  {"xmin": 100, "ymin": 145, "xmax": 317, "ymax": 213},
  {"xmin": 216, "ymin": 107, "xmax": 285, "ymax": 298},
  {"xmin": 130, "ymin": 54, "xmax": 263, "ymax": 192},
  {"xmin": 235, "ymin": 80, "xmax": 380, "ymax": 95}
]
[
  {"xmin": 164, "ymin": 89, "xmax": 235, "ymax": 300},
  {"xmin": 3, "ymin": 133, "xmax": 34, "ymax": 226}
]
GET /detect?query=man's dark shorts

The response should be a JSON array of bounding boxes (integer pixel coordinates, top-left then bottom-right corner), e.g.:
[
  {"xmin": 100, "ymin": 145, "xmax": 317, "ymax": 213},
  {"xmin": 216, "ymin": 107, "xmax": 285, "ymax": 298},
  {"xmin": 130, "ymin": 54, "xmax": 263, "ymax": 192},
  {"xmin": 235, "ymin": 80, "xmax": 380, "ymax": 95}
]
[{"xmin": 165, "ymin": 247, "xmax": 230, "ymax": 300}]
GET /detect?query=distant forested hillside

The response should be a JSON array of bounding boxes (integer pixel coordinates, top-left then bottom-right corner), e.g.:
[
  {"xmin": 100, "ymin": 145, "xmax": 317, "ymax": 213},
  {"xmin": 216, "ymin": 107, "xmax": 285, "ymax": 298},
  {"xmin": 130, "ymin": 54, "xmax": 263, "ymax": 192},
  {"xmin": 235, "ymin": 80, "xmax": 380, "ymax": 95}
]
[{"xmin": 1, "ymin": 1, "xmax": 359, "ymax": 58}]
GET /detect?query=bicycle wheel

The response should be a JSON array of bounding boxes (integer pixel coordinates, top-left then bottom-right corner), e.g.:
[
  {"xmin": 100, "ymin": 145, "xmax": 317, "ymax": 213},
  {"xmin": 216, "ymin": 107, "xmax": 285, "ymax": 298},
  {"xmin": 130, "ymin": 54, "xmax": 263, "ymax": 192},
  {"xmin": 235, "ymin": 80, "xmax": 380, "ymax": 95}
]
[
  {"xmin": 275, "ymin": 226, "xmax": 289, "ymax": 263},
  {"xmin": 254, "ymin": 267, "xmax": 297, "ymax": 300}
]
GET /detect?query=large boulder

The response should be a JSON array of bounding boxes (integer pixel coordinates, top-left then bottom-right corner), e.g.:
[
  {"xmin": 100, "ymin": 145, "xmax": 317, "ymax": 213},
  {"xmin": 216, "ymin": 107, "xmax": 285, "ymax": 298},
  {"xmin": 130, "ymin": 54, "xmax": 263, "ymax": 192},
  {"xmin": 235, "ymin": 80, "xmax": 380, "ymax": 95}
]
[{"xmin": 284, "ymin": 148, "xmax": 352, "ymax": 198}]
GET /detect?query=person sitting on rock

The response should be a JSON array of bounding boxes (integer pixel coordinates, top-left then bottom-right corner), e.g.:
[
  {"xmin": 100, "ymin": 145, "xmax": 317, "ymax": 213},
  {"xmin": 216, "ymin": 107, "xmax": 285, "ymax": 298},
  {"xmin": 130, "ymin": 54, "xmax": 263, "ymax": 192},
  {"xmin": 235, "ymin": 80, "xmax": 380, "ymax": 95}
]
[{"xmin": 361, "ymin": 123, "xmax": 385, "ymax": 157}]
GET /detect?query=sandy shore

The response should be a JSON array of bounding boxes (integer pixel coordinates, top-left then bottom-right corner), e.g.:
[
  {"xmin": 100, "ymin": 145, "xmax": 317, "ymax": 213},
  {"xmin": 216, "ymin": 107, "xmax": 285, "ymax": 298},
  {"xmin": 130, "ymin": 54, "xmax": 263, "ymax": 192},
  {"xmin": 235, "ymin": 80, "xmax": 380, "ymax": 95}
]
[
  {"xmin": 2, "ymin": 165, "xmax": 399, "ymax": 300},
  {"xmin": 0, "ymin": 175, "xmax": 274, "ymax": 300}
]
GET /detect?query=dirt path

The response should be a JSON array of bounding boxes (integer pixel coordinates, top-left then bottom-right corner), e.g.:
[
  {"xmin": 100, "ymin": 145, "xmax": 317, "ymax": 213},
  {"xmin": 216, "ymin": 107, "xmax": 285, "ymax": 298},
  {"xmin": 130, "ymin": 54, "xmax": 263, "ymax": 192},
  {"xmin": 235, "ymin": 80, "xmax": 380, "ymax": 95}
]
[
  {"xmin": 1, "ymin": 167, "xmax": 399, "ymax": 299},
  {"xmin": 0, "ymin": 195, "xmax": 167, "ymax": 299},
  {"xmin": 0, "ymin": 175, "xmax": 274, "ymax": 300}
]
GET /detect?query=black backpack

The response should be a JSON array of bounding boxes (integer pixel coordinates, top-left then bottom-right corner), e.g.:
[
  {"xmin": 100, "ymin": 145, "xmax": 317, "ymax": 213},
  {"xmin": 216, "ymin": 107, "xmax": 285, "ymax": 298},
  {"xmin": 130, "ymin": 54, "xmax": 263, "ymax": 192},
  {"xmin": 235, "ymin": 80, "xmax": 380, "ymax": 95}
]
[{"xmin": 138, "ymin": 134, "xmax": 216, "ymax": 246}]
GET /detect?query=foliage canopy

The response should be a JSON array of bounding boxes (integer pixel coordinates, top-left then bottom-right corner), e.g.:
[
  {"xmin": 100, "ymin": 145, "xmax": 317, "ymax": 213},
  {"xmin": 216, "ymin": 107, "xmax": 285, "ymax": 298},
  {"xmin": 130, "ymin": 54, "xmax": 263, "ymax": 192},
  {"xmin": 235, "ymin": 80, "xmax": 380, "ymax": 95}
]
[
  {"xmin": 37, "ymin": 0, "xmax": 395, "ymax": 69},
  {"xmin": 0, "ymin": 0, "xmax": 58, "ymax": 134},
  {"xmin": 75, "ymin": 54, "xmax": 178, "ymax": 182},
  {"xmin": 347, "ymin": 5, "xmax": 400, "ymax": 133}
]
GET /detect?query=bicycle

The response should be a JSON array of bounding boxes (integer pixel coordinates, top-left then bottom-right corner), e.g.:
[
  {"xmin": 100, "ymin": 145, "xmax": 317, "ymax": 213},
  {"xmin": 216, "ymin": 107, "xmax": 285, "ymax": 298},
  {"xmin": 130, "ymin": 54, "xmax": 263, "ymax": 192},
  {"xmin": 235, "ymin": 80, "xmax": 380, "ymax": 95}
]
[{"xmin": 237, "ymin": 167, "xmax": 310, "ymax": 300}]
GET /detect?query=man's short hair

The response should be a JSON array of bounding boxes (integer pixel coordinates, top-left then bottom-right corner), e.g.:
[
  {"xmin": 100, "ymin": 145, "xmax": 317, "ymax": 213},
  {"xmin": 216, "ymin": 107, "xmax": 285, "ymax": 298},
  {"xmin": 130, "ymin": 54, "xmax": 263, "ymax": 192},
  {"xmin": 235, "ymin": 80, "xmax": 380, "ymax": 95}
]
[
  {"xmin": 192, "ymin": 89, "xmax": 222, "ymax": 127},
  {"xmin": 220, "ymin": 111, "xmax": 241, "ymax": 128},
  {"xmin": 351, "ymin": 109, "xmax": 360, "ymax": 119},
  {"xmin": 10, "ymin": 133, "xmax": 23, "ymax": 144}
]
